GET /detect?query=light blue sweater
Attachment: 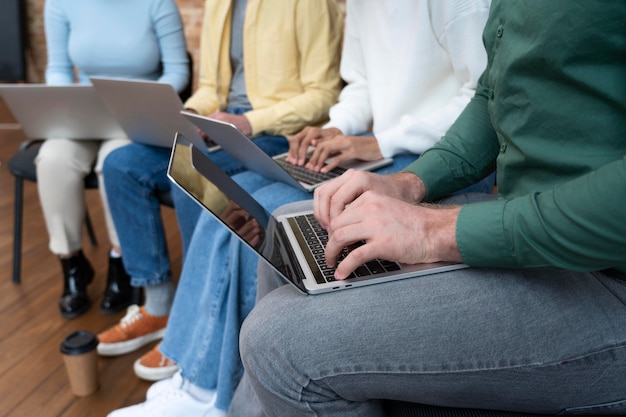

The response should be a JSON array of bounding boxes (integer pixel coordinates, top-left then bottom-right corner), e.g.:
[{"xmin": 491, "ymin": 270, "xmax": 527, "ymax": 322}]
[{"xmin": 44, "ymin": 0, "xmax": 188, "ymax": 92}]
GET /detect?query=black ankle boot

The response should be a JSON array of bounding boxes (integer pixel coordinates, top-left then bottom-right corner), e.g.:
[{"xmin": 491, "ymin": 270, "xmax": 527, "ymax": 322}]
[
  {"xmin": 59, "ymin": 250, "xmax": 94, "ymax": 319},
  {"xmin": 100, "ymin": 255, "xmax": 135, "ymax": 314}
]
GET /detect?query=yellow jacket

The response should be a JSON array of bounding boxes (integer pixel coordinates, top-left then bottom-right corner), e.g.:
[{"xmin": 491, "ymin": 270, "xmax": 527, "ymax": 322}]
[{"xmin": 184, "ymin": 0, "xmax": 343, "ymax": 137}]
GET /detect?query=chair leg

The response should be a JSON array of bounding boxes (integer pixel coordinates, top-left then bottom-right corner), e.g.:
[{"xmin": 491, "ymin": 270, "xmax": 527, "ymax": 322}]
[
  {"xmin": 13, "ymin": 177, "xmax": 24, "ymax": 284},
  {"xmin": 85, "ymin": 209, "xmax": 98, "ymax": 247}
]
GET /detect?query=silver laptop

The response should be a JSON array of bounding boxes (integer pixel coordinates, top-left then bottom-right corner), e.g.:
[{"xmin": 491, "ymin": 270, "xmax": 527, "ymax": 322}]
[
  {"xmin": 181, "ymin": 111, "xmax": 394, "ymax": 192},
  {"xmin": 0, "ymin": 84, "xmax": 125, "ymax": 139},
  {"xmin": 168, "ymin": 134, "xmax": 467, "ymax": 295},
  {"xmin": 90, "ymin": 77, "xmax": 219, "ymax": 152}
]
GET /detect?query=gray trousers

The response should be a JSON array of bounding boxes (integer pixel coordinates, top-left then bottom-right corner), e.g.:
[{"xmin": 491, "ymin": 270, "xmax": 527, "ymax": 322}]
[{"xmin": 230, "ymin": 199, "xmax": 626, "ymax": 417}]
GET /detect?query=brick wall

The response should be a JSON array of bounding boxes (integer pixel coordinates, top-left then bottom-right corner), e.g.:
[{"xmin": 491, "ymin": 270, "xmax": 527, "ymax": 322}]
[{"xmin": 23, "ymin": 0, "xmax": 344, "ymax": 87}]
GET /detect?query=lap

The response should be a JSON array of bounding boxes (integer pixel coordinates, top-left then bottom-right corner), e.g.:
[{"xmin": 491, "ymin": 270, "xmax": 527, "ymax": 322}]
[
  {"xmin": 243, "ymin": 196, "xmax": 626, "ymax": 412},
  {"xmin": 104, "ymin": 142, "xmax": 170, "ymax": 168},
  {"xmin": 246, "ymin": 263, "xmax": 626, "ymax": 411},
  {"xmin": 37, "ymin": 138, "xmax": 100, "ymax": 165}
]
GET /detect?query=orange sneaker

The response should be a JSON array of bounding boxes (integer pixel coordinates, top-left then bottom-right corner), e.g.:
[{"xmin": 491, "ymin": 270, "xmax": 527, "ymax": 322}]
[
  {"xmin": 134, "ymin": 343, "xmax": 180, "ymax": 381},
  {"xmin": 97, "ymin": 305, "xmax": 167, "ymax": 356}
]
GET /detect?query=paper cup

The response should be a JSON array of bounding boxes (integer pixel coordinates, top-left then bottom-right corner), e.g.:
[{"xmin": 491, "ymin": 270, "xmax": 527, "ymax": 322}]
[{"xmin": 60, "ymin": 330, "xmax": 99, "ymax": 396}]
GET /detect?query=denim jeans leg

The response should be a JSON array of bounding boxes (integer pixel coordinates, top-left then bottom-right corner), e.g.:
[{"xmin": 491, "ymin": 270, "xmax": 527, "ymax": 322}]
[
  {"xmin": 103, "ymin": 143, "xmax": 173, "ymax": 286},
  {"xmin": 160, "ymin": 211, "xmax": 232, "ymax": 397},
  {"xmin": 170, "ymin": 184, "xmax": 203, "ymax": 259},
  {"xmin": 160, "ymin": 170, "xmax": 283, "ymax": 411}
]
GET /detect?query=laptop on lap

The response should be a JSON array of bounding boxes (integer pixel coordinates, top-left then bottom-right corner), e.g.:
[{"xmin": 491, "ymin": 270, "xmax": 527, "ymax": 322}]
[
  {"xmin": 167, "ymin": 134, "xmax": 468, "ymax": 295},
  {"xmin": 90, "ymin": 77, "xmax": 219, "ymax": 153},
  {"xmin": 181, "ymin": 111, "xmax": 394, "ymax": 192},
  {"xmin": 0, "ymin": 84, "xmax": 125, "ymax": 139}
]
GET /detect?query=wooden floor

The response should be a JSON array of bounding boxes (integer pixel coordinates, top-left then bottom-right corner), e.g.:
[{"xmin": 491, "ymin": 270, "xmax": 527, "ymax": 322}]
[{"xmin": 0, "ymin": 98, "xmax": 183, "ymax": 416}]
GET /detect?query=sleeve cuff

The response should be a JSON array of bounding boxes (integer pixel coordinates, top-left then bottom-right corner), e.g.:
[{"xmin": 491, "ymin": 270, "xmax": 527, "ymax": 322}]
[{"xmin": 456, "ymin": 199, "xmax": 518, "ymax": 268}]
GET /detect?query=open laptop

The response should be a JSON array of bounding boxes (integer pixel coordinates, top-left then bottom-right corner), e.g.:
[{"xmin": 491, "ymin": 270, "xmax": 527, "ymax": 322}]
[
  {"xmin": 182, "ymin": 111, "xmax": 394, "ymax": 192},
  {"xmin": 90, "ymin": 77, "xmax": 219, "ymax": 152},
  {"xmin": 0, "ymin": 84, "xmax": 125, "ymax": 139},
  {"xmin": 168, "ymin": 134, "xmax": 468, "ymax": 294}
]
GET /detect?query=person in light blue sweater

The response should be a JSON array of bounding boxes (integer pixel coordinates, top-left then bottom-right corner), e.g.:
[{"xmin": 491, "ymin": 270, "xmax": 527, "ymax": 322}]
[{"xmin": 36, "ymin": 0, "xmax": 189, "ymax": 319}]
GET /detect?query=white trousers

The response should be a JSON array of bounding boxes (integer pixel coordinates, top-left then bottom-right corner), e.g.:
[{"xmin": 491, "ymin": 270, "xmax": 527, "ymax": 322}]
[{"xmin": 35, "ymin": 138, "xmax": 130, "ymax": 255}]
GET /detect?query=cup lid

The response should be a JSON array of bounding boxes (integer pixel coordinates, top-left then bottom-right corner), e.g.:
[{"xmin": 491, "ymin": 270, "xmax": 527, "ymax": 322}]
[{"xmin": 60, "ymin": 330, "xmax": 99, "ymax": 355}]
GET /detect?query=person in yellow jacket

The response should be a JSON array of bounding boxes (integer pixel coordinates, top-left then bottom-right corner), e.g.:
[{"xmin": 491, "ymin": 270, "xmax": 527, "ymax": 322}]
[
  {"xmin": 98, "ymin": 2, "xmax": 342, "ymax": 416},
  {"xmin": 186, "ymin": 0, "xmax": 341, "ymax": 136}
]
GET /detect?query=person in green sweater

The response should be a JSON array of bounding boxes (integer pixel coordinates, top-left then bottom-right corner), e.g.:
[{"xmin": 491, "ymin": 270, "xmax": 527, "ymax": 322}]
[{"xmin": 230, "ymin": 1, "xmax": 626, "ymax": 416}]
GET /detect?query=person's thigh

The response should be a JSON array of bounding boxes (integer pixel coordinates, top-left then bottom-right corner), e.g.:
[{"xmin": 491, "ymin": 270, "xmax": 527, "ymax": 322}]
[
  {"xmin": 253, "ymin": 182, "xmax": 312, "ymax": 214},
  {"xmin": 103, "ymin": 143, "xmax": 172, "ymax": 190},
  {"xmin": 36, "ymin": 138, "xmax": 100, "ymax": 174},
  {"xmin": 94, "ymin": 137, "xmax": 131, "ymax": 174},
  {"xmin": 233, "ymin": 171, "xmax": 275, "ymax": 194},
  {"xmin": 241, "ymin": 266, "xmax": 626, "ymax": 416}
]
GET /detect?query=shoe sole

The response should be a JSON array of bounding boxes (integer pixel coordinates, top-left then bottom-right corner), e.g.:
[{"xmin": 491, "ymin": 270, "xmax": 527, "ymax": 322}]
[
  {"xmin": 134, "ymin": 358, "xmax": 179, "ymax": 381},
  {"xmin": 97, "ymin": 328, "xmax": 166, "ymax": 356}
]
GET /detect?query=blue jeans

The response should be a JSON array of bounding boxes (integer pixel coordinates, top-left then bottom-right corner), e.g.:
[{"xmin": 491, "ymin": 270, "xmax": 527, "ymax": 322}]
[
  {"xmin": 161, "ymin": 171, "xmax": 279, "ymax": 411},
  {"xmin": 235, "ymin": 199, "xmax": 626, "ymax": 417},
  {"xmin": 160, "ymin": 152, "xmax": 494, "ymax": 411},
  {"xmin": 102, "ymin": 133, "xmax": 288, "ymax": 286}
]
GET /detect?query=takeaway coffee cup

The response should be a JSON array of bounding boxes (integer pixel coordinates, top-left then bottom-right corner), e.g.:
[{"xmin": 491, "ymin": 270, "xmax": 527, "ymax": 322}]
[{"xmin": 60, "ymin": 330, "xmax": 99, "ymax": 396}]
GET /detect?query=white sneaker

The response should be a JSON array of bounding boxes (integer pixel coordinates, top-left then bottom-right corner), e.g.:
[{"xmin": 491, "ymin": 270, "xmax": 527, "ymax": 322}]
[
  {"xmin": 107, "ymin": 382, "xmax": 221, "ymax": 417},
  {"xmin": 145, "ymin": 371, "xmax": 183, "ymax": 401}
]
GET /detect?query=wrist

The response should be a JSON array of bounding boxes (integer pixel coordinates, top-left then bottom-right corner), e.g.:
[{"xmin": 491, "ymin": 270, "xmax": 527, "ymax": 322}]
[
  {"xmin": 436, "ymin": 206, "xmax": 462, "ymax": 263},
  {"xmin": 241, "ymin": 115, "xmax": 253, "ymax": 136},
  {"xmin": 423, "ymin": 204, "xmax": 462, "ymax": 263},
  {"xmin": 392, "ymin": 171, "xmax": 427, "ymax": 203}
]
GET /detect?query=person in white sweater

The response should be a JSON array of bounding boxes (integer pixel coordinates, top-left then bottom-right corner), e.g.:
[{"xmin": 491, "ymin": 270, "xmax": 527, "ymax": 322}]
[{"xmin": 287, "ymin": 0, "xmax": 492, "ymax": 175}]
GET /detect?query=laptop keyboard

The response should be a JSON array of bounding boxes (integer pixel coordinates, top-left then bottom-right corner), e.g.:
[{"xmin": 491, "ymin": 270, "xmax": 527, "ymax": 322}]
[
  {"xmin": 275, "ymin": 157, "xmax": 346, "ymax": 186},
  {"xmin": 294, "ymin": 213, "xmax": 401, "ymax": 284}
]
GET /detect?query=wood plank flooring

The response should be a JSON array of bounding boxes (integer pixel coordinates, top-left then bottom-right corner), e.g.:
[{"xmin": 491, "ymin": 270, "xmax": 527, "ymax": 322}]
[{"xmin": 0, "ymin": 98, "xmax": 182, "ymax": 417}]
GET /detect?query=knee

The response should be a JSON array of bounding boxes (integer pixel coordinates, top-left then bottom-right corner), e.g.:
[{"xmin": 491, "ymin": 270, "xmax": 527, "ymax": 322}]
[
  {"xmin": 239, "ymin": 290, "xmax": 292, "ymax": 375},
  {"xmin": 36, "ymin": 151, "xmax": 83, "ymax": 183},
  {"xmin": 239, "ymin": 308, "xmax": 271, "ymax": 382},
  {"xmin": 102, "ymin": 146, "xmax": 132, "ymax": 179},
  {"xmin": 241, "ymin": 285, "xmax": 313, "ymax": 361},
  {"xmin": 35, "ymin": 146, "xmax": 67, "ymax": 170}
]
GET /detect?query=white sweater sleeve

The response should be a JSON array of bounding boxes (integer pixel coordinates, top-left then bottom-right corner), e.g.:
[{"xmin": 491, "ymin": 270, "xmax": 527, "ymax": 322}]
[{"xmin": 323, "ymin": 3, "xmax": 373, "ymax": 135}]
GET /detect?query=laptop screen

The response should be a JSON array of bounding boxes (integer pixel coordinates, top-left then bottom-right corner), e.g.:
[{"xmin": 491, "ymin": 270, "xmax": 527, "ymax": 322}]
[
  {"xmin": 167, "ymin": 134, "xmax": 308, "ymax": 292},
  {"xmin": 168, "ymin": 135, "xmax": 267, "ymax": 246}
]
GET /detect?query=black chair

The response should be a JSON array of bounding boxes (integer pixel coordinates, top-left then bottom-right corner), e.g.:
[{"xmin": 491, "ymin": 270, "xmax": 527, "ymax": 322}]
[{"xmin": 8, "ymin": 52, "xmax": 193, "ymax": 284}]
